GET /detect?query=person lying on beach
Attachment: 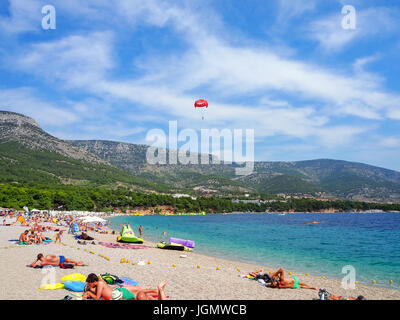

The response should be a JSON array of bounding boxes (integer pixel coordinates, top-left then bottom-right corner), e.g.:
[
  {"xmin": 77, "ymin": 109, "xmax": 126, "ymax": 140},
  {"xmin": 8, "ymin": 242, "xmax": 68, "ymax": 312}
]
[
  {"xmin": 247, "ymin": 268, "xmax": 265, "ymax": 278},
  {"xmin": 30, "ymin": 254, "xmax": 84, "ymax": 267},
  {"xmin": 19, "ymin": 230, "xmax": 32, "ymax": 245},
  {"xmin": 318, "ymin": 289, "xmax": 365, "ymax": 300},
  {"xmin": 267, "ymin": 268, "xmax": 317, "ymax": 290},
  {"xmin": 77, "ymin": 232, "xmax": 94, "ymax": 241},
  {"xmin": 83, "ymin": 273, "xmax": 168, "ymax": 300},
  {"xmin": 329, "ymin": 294, "xmax": 366, "ymax": 300},
  {"xmin": 251, "ymin": 270, "xmax": 273, "ymax": 283}
]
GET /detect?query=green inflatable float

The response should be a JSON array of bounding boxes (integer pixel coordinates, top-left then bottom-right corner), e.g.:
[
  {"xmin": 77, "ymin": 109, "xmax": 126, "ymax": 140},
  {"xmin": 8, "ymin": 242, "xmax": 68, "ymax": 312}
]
[{"xmin": 117, "ymin": 225, "xmax": 144, "ymax": 244}]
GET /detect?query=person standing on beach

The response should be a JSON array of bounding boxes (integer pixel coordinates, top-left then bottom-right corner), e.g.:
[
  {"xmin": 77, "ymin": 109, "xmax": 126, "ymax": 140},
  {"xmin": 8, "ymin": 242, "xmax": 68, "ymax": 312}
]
[{"xmin": 139, "ymin": 225, "xmax": 143, "ymax": 237}]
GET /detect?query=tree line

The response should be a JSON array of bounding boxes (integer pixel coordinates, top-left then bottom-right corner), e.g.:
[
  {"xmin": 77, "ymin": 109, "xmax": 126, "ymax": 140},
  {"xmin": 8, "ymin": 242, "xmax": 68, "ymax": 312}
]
[{"xmin": 0, "ymin": 184, "xmax": 399, "ymax": 213}]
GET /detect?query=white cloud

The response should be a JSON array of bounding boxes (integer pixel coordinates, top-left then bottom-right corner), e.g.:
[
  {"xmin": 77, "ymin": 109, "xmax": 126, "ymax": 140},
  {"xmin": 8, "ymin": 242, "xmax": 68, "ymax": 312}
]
[
  {"xmin": 277, "ymin": 0, "xmax": 317, "ymax": 23},
  {"xmin": 307, "ymin": 6, "xmax": 400, "ymax": 51},
  {"xmin": 1, "ymin": 0, "xmax": 399, "ymax": 152},
  {"xmin": 14, "ymin": 31, "xmax": 115, "ymax": 88},
  {"xmin": 0, "ymin": 0, "xmax": 43, "ymax": 35},
  {"xmin": 380, "ymin": 137, "xmax": 400, "ymax": 148},
  {"xmin": 0, "ymin": 87, "xmax": 79, "ymax": 126}
]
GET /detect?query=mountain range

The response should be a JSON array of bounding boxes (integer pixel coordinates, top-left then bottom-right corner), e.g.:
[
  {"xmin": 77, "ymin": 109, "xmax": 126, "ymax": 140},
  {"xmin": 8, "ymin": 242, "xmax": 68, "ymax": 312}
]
[{"xmin": 1, "ymin": 110, "xmax": 400, "ymax": 202}]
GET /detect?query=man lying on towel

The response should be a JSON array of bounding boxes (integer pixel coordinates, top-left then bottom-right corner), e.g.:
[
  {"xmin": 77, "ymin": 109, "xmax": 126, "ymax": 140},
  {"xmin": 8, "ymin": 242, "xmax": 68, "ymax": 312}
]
[
  {"xmin": 267, "ymin": 268, "xmax": 318, "ymax": 290},
  {"xmin": 30, "ymin": 254, "xmax": 84, "ymax": 267},
  {"xmin": 83, "ymin": 273, "xmax": 168, "ymax": 300}
]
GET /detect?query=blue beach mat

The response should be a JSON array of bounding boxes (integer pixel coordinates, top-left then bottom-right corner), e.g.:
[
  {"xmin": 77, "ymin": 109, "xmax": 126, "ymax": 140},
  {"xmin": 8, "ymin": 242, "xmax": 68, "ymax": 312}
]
[
  {"xmin": 63, "ymin": 281, "xmax": 86, "ymax": 292},
  {"xmin": 120, "ymin": 277, "xmax": 138, "ymax": 286}
]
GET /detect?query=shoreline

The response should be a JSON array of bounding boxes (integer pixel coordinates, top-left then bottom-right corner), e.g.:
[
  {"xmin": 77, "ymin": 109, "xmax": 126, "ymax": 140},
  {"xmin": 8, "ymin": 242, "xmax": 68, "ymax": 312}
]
[
  {"xmin": 107, "ymin": 216, "xmax": 400, "ymax": 293},
  {"xmin": 108, "ymin": 210, "xmax": 399, "ymax": 217},
  {"xmin": 1, "ymin": 219, "xmax": 399, "ymax": 300}
]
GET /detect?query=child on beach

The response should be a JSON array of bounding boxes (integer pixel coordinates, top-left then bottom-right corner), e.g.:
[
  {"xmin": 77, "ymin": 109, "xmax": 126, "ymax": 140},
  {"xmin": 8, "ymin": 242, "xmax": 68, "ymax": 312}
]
[
  {"xmin": 55, "ymin": 230, "xmax": 63, "ymax": 243},
  {"xmin": 83, "ymin": 273, "xmax": 168, "ymax": 300}
]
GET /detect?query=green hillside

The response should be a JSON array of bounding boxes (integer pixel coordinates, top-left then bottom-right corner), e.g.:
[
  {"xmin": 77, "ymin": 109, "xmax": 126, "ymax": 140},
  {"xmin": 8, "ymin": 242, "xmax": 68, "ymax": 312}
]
[{"xmin": 0, "ymin": 141, "xmax": 170, "ymax": 193}]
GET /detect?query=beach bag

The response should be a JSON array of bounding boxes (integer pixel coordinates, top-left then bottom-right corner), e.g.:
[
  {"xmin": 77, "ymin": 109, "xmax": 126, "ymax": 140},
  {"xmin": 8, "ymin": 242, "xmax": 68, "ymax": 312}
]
[
  {"xmin": 101, "ymin": 273, "xmax": 123, "ymax": 285},
  {"xmin": 255, "ymin": 273, "xmax": 272, "ymax": 284}
]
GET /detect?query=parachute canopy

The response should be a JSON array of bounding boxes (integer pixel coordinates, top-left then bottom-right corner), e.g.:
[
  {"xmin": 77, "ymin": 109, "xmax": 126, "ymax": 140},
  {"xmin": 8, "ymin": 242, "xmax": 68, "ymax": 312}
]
[{"xmin": 194, "ymin": 99, "xmax": 208, "ymax": 108}]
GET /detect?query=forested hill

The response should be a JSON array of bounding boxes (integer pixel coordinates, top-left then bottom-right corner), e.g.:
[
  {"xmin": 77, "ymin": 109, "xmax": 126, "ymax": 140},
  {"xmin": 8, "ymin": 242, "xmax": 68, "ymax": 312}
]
[
  {"xmin": 69, "ymin": 140, "xmax": 400, "ymax": 202},
  {"xmin": 2, "ymin": 110, "xmax": 400, "ymax": 202},
  {"xmin": 0, "ymin": 111, "xmax": 171, "ymax": 193},
  {"xmin": 0, "ymin": 111, "xmax": 102, "ymax": 163}
]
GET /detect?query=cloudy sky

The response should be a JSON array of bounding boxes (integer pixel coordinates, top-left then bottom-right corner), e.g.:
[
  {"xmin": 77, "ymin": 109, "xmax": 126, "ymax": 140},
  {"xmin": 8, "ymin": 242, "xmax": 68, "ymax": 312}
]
[{"xmin": 0, "ymin": 0, "xmax": 400, "ymax": 170}]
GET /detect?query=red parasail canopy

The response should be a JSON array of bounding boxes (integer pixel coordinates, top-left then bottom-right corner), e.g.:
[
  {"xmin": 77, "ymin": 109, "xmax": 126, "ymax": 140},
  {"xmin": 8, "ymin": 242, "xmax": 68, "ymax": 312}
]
[{"xmin": 194, "ymin": 99, "xmax": 208, "ymax": 108}]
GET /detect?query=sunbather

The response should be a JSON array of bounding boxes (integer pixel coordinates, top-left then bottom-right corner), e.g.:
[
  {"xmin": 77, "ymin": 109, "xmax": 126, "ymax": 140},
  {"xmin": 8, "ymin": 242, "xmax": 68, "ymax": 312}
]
[
  {"xmin": 268, "ymin": 268, "xmax": 317, "ymax": 290},
  {"xmin": 83, "ymin": 273, "xmax": 168, "ymax": 300},
  {"xmin": 30, "ymin": 254, "xmax": 84, "ymax": 267},
  {"xmin": 247, "ymin": 268, "xmax": 264, "ymax": 278},
  {"xmin": 19, "ymin": 230, "xmax": 32, "ymax": 245},
  {"xmin": 318, "ymin": 288, "xmax": 365, "ymax": 300},
  {"xmin": 29, "ymin": 231, "xmax": 37, "ymax": 243}
]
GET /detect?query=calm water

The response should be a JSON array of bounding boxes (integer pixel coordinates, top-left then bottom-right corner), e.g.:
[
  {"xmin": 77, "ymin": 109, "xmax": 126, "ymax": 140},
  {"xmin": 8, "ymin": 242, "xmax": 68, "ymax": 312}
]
[{"xmin": 109, "ymin": 212, "xmax": 400, "ymax": 289}]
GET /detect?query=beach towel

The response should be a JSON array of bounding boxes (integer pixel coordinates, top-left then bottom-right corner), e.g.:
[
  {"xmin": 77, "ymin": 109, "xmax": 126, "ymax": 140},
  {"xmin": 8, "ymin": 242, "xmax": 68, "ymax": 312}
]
[
  {"xmin": 98, "ymin": 242, "xmax": 148, "ymax": 249},
  {"xmin": 119, "ymin": 277, "xmax": 138, "ymax": 286},
  {"xmin": 40, "ymin": 283, "xmax": 65, "ymax": 290},
  {"xmin": 63, "ymin": 281, "xmax": 86, "ymax": 292},
  {"xmin": 60, "ymin": 273, "xmax": 86, "ymax": 282},
  {"xmin": 27, "ymin": 264, "xmax": 42, "ymax": 268},
  {"xmin": 134, "ymin": 295, "xmax": 169, "ymax": 300}
]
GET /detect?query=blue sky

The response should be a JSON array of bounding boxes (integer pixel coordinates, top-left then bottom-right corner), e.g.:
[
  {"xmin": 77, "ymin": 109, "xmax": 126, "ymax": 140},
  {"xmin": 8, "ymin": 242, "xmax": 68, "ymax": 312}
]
[{"xmin": 1, "ymin": 0, "xmax": 400, "ymax": 170}]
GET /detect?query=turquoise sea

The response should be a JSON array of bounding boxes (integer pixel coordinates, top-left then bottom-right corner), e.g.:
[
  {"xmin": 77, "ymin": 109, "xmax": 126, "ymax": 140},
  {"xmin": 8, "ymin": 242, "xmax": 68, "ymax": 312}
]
[{"xmin": 109, "ymin": 212, "xmax": 400, "ymax": 290}]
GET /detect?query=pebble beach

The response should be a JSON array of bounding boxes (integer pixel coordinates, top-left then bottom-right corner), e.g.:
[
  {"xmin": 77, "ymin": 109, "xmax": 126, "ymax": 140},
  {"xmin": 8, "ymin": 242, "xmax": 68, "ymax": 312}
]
[{"xmin": 1, "ymin": 220, "xmax": 400, "ymax": 300}]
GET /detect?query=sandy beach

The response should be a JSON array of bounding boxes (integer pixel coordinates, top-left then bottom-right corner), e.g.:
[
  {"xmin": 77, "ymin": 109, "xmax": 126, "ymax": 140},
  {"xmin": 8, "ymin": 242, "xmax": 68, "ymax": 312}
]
[{"xmin": 1, "ymin": 220, "xmax": 399, "ymax": 300}]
